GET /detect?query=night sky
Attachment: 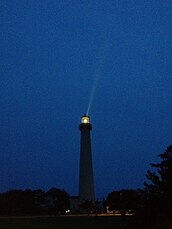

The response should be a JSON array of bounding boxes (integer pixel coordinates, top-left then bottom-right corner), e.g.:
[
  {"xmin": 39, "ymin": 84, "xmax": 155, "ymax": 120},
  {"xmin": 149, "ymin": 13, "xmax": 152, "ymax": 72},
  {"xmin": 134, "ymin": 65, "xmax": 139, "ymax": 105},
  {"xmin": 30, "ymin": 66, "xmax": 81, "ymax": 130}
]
[{"xmin": 1, "ymin": 1, "xmax": 171, "ymax": 198}]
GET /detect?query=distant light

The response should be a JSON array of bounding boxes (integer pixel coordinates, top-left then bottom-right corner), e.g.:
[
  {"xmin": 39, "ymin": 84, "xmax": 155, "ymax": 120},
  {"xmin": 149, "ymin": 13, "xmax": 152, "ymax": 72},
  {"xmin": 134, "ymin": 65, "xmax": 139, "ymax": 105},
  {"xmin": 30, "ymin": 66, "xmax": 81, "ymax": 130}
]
[{"xmin": 84, "ymin": 118, "xmax": 88, "ymax": 123}]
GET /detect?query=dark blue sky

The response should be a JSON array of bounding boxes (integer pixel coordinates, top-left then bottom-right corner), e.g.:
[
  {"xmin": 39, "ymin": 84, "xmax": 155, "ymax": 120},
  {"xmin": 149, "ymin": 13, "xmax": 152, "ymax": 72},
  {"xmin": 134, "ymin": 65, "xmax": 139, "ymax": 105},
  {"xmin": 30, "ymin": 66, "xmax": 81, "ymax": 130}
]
[{"xmin": 1, "ymin": 1, "xmax": 171, "ymax": 198}]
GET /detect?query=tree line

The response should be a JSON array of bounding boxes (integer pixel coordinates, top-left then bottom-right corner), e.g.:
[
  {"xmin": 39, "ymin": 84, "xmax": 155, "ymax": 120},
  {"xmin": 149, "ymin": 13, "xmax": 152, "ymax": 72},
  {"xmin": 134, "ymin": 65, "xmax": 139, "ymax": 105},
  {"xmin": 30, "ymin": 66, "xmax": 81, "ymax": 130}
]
[{"xmin": 0, "ymin": 188, "xmax": 70, "ymax": 216}]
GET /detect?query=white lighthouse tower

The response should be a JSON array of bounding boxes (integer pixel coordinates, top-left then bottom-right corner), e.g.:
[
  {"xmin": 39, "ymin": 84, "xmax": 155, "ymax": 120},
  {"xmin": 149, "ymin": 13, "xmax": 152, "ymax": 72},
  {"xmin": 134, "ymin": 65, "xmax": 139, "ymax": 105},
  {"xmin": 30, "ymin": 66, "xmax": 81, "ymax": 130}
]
[{"xmin": 79, "ymin": 114, "xmax": 95, "ymax": 203}]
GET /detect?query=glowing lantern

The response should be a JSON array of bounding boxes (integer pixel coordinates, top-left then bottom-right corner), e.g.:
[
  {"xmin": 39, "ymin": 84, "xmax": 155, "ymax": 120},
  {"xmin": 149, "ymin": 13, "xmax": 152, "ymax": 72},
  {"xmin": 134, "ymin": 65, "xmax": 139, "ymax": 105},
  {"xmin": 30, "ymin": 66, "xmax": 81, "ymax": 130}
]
[{"xmin": 81, "ymin": 114, "xmax": 90, "ymax": 124}]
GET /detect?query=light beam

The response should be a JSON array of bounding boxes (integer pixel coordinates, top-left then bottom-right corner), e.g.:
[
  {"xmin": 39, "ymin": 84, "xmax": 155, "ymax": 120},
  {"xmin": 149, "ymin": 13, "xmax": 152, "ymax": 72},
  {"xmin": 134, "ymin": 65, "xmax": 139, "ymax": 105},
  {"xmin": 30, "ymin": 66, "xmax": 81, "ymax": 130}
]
[{"xmin": 86, "ymin": 41, "xmax": 108, "ymax": 115}]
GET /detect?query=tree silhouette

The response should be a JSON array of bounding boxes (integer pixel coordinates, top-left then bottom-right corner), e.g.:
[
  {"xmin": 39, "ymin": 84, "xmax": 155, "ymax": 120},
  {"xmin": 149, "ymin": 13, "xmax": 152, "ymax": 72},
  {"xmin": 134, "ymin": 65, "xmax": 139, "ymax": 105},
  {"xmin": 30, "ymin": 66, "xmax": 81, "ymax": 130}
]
[
  {"xmin": 0, "ymin": 188, "xmax": 70, "ymax": 216},
  {"xmin": 105, "ymin": 189, "xmax": 143, "ymax": 215},
  {"xmin": 0, "ymin": 189, "xmax": 35, "ymax": 215},
  {"xmin": 144, "ymin": 145, "xmax": 172, "ymax": 189},
  {"xmin": 144, "ymin": 145, "xmax": 172, "ymax": 218},
  {"xmin": 125, "ymin": 145, "xmax": 172, "ymax": 229},
  {"xmin": 47, "ymin": 188, "xmax": 70, "ymax": 215}
]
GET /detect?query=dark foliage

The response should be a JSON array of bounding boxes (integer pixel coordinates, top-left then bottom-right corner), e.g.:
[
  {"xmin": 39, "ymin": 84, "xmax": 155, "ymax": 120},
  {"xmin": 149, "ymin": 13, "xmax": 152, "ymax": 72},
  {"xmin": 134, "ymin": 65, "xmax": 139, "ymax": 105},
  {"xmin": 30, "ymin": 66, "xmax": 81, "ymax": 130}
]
[
  {"xmin": 0, "ymin": 188, "xmax": 70, "ymax": 216},
  {"xmin": 143, "ymin": 144, "xmax": 172, "ymax": 218},
  {"xmin": 47, "ymin": 187, "xmax": 70, "ymax": 215},
  {"xmin": 105, "ymin": 189, "xmax": 144, "ymax": 215},
  {"xmin": 125, "ymin": 145, "xmax": 172, "ymax": 229}
]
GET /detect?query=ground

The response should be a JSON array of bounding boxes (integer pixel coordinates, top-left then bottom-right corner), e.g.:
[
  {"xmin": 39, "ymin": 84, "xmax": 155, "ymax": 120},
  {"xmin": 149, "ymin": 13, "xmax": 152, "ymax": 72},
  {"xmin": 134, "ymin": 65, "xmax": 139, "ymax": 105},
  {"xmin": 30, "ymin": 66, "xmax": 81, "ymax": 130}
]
[{"xmin": 0, "ymin": 215, "xmax": 127, "ymax": 229}]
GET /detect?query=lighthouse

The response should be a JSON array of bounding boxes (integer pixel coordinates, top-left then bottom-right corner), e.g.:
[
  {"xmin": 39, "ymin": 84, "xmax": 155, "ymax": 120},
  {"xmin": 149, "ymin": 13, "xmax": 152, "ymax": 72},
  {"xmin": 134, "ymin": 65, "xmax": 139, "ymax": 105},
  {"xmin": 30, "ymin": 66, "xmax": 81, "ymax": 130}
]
[{"xmin": 79, "ymin": 114, "xmax": 95, "ymax": 203}]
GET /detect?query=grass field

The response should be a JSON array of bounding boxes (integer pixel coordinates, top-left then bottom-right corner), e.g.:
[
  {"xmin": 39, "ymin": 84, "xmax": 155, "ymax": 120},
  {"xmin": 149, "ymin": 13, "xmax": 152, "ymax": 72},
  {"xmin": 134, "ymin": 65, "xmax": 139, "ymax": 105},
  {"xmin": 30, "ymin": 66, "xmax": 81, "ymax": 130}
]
[{"xmin": 0, "ymin": 216, "xmax": 127, "ymax": 229}]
